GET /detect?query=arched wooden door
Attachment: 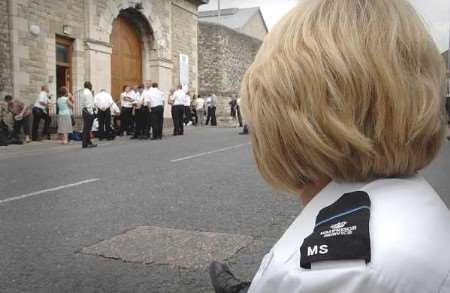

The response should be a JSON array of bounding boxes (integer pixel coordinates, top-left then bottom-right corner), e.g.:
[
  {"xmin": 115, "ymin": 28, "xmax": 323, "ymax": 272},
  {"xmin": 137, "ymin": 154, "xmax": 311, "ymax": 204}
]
[{"xmin": 111, "ymin": 15, "xmax": 142, "ymax": 101}]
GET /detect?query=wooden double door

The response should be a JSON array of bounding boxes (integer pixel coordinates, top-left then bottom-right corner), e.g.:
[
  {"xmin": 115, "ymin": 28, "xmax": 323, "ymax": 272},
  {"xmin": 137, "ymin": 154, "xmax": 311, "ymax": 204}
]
[{"xmin": 111, "ymin": 15, "xmax": 142, "ymax": 101}]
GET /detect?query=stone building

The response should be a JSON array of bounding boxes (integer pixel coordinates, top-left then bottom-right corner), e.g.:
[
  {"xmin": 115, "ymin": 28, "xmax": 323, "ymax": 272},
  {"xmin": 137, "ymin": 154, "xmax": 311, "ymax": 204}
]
[
  {"xmin": 198, "ymin": 7, "xmax": 268, "ymax": 122},
  {"xmin": 0, "ymin": 0, "xmax": 207, "ymax": 119}
]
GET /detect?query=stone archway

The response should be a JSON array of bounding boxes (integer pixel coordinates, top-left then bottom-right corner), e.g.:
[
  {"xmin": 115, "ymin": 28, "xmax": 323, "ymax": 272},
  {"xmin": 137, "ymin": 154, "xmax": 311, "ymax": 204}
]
[{"xmin": 110, "ymin": 8, "xmax": 154, "ymax": 100}]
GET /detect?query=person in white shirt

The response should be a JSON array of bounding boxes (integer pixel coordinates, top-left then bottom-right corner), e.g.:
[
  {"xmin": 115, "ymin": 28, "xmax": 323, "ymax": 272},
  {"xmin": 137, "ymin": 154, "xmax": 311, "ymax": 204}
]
[
  {"xmin": 205, "ymin": 94, "xmax": 217, "ymax": 126},
  {"xmin": 172, "ymin": 85, "xmax": 187, "ymax": 136},
  {"xmin": 184, "ymin": 91, "xmax": 192, "ymax": 126},
  {"xmin": 209, "ymin": 0, "xmax": 450, "ymax": 293},
  {"xmin": 80, "ymin": 81, "xmax": 97, "ymax": 148},
  {"xmin": 144, "ymin": 82, "xmax": 165, "ymax": 140},
  {"xmin": 94, "ymin": 89, "xmax": 114, "ymax": 140},
  {"xmin": 132, "ymin": 84, "xmax": 149, "ymax": 139},
  {"xmin": 195, "ymin": 95, "xmax": 206, "ymax": 126},
  {"xmin": 119, "ymin": 85, "xmax": 134, "ymax": 136},
  {"xmin": 31, "ymin": 85, "xmax": 52, "ymax": 141}
]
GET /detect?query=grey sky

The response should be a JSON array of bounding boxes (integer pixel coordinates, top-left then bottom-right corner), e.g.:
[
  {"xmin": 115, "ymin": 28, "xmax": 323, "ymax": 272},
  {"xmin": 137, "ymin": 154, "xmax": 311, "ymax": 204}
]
[{"xmin": 200, "ymin": 0, "xmax": 450, "ymax": 53}]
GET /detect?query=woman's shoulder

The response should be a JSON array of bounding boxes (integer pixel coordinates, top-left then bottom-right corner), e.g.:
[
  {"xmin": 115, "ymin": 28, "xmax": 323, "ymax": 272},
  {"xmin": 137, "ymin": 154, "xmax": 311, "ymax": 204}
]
[{"xmin": 363, "ymin": 177, "xmax": 450, "ymax": 288}]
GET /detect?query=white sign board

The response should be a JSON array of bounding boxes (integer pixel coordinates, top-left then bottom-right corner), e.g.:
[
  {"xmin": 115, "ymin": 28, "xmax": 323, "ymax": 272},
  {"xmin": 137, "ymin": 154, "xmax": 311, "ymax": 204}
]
[{"xmin": 179, "ymin": 54, "xmax": 189, "ymax": 87}]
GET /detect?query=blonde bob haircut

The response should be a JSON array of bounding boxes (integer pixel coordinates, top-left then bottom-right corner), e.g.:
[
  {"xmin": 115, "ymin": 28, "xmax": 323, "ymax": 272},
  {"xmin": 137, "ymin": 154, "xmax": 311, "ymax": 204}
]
[{"xmin": 241, "ymin": 0, "xmax": 447, "ymax": 193}]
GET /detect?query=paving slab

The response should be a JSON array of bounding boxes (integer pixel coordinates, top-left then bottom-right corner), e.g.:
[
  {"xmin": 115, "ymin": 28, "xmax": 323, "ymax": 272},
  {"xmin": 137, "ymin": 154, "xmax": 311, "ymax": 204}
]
[{"xmin": 81, "ymin": 226, "xmax": 254, "ymax": 269}]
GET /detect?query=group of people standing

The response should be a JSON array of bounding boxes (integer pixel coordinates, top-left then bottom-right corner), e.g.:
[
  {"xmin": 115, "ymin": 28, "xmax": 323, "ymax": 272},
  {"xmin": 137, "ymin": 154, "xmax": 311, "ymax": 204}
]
[{"xmin": 1, "ymin": 80, "xmax": 225, "ymax": 148}]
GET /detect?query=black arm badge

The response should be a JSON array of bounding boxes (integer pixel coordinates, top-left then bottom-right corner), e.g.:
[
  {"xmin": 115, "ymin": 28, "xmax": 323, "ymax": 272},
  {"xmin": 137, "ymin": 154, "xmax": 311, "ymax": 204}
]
[{"xmin": 300, "ymin": 191, "xmax": 371, "ymax": 269}]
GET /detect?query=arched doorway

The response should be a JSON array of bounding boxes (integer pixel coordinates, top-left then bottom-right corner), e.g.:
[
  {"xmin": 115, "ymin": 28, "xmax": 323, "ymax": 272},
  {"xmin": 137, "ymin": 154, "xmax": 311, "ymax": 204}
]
[{"xmin": 111, "ymin": 15, "xmax": 142, "ymax": 101}]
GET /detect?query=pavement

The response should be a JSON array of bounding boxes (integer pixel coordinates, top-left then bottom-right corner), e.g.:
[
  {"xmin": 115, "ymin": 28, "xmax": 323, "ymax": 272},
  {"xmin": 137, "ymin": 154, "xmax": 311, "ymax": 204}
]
[{"xmin": 0, "ymin": 127, "xmax": 449, "ymax": 293}]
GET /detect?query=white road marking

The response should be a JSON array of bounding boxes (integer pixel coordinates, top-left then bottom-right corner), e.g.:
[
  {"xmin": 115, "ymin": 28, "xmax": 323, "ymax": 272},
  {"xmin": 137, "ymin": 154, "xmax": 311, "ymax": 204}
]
[
  {"xmin": 170, "ymin": 143, "xmax": 250, "ymax": 162},
  {"xmin": 0, "ymin": 178, "xmax": 100, "ymax": 205}
]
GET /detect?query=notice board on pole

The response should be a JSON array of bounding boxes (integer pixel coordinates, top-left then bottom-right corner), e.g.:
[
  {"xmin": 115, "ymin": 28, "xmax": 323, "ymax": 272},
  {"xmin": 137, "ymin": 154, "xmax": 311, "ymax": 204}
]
[{"xmin": 179, "ymin": 54, "xmax": 189, "ymax": 87}]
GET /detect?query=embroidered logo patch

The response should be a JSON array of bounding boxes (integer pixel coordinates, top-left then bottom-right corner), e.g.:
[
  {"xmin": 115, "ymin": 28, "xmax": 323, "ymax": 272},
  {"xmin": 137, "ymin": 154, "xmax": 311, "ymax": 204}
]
[{"xmin": 300, "ymin": 191, "xmax": 371, "ymax": 269}]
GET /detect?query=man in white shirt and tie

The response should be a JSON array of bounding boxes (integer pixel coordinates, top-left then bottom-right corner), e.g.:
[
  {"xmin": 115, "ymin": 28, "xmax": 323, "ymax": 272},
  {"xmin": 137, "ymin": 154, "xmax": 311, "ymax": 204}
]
[
  {"xmin": 80, "ymin": 81, "xmax": 97, "ymax": 148},
  {"xmin": 94, "ymin": 89, "xmax": 114, "ymax": 140},
  {"xmin": 32, "ymin": 85, "xmax": 52, "ymax": 141},
  {"xmin": 145, "ymin": 82, "xmax": 165, "ymax": 140},
  {"xmin": 172, "ymin": 85, "xmax": 187, "ymax": 136}
]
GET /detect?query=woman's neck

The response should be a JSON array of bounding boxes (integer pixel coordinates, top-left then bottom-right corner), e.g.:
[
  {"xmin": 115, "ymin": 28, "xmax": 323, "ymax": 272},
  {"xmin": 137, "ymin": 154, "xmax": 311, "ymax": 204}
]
[{"xmin": 300, "ymin": 177, "xmax": 331, "ymax": 205}]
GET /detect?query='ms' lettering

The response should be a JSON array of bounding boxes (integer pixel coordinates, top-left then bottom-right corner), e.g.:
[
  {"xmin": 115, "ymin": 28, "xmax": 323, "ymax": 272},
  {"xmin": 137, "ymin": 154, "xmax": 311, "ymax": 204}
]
[
  {"xmin": 307, "ymin": 245, "xmax": 328, "ymax": 256},
  {"xmin": 307, "ymin": 246, "xmax": 318, "ymax": 256},
  {"xmin": 319, "ymin": 244, "xmax": 328, "ymax": 254}
]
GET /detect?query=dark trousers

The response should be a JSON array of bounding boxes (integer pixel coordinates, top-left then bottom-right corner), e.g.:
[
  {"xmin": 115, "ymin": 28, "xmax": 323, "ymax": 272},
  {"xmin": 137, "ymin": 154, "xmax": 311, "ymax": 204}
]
[
  {"xmin": 120, "ymin": 107, "xmax": 133, "ymax": 135},
  {"xmin": 206, "ymin": 107, "xmax": 217, "ymax": 126},
  {"xmin": 184, "ymin": 106, "xmax": 192, "ymax": 125},
  {"xmin": 32, "ymin": 107, "xmax": 50, "ymax": 140},
  {"xmin": 237, "ymin": 106, "xmax": 243, "ymax": 127},
  {"xmin": 12, "ymin": 116, "xmax": 31, "ymax": 139},
  {"xmin": 192, "ymin": 109, "xmax": 198, "ymax": 125},
  {"xmin": 151, "ymin": 106, "xmax": 164, "ymax": 139},
  {"xmin": 82, "ymin": 109, "xmax": 94, "ymax": 148},
  {"xmin": 97, "ymin": 109, "xmax": 112, "ymax": 140},
  {"xmin": 172, "ymin": 105, "xmax": 185, "ymax": 135},
  {"xmin": 134, "ymin": 107, "xmax": 150, "ymax": 138}
]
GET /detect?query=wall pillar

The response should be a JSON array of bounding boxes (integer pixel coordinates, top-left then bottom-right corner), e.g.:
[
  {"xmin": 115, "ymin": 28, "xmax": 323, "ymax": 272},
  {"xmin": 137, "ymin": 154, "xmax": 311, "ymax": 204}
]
[{"xmin": 85, "ymin": 40, "xmax": 112, "ymax": 94}]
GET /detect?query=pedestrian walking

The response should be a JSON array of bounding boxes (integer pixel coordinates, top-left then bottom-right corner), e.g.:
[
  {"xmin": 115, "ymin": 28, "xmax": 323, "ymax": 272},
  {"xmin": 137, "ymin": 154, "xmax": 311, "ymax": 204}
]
[
  {"xmin": 184, "ymin": 91, "xmax": 192, "ymax": 126},
  {"xmin": 56, "ymin": 87, "xmax": 73, "ymax": 144},
  {"xmin": 80, "ymin": 81, "xmax": 97, "ymax": 148},
  {"xmin": 31, "ymin": 85, "xmax": 52, "ymax": 141},
  {"xmin": 236, "ymin": 96, "xmax": 243, "ymax": 127},
  {"xmin": 145, "ymin": 82, "xmax": 165, "ymax": 140},
  {"xmin": 94, "ymin": 89, "xmax": 114, "ymax": 141},
  {"xmin": 229, "ymin": 95, "xmax": 239, "ymax": 127},
  {"xmin": 210, "ymin": 0, "xmax": 450, "ymax": 292},
  {"xmin": 206, "ymin": 94, "xmax": 217, "ymax": 126},
  {"xmin": 172, "ymin": 85, "xmax": 186, "ymax": 136},
  {"xmin": 195, "ymin": 95, "xmax": 205, "ymax": 126},
  {"xmin": 3, "ymin": 95, "xmax": 32, "ymax": 143}
]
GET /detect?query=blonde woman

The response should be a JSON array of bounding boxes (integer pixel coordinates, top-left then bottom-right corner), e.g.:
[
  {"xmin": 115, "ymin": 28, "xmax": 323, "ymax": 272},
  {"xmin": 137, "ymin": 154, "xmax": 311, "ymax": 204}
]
[{"xmin": 210, "ymin": 0, "xmax": 449, "ymax": 292}]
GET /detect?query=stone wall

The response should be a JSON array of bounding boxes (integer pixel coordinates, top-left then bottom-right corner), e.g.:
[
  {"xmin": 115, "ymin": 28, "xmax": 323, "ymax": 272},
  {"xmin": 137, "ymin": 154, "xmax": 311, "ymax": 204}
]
[
  {"xmin": 0, "ymin": 0, "xmax": 12, "ymax": 98},
  {"xmin": 171, "ymin": 0, "xmax": 199, "ymax": 93},
  {"xmin": 8, "ymin": 0, "xmax": 86, "ymax": 103},
  {"xmin": 198, "ymin": 22, "xmax": 262, "ymax": 121}
]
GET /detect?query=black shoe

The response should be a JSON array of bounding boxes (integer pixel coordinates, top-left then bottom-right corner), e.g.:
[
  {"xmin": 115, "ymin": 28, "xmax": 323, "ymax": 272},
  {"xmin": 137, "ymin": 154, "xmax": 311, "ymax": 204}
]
[
  {"xmin": 209, "ymin": 262, "xmax": 251, "ymax": 293},
  {"xmin": 83, "ymin": 144, "xmax": 97, "ymax": 149},
  {"xmin": 130, "ymin": 136, "xmax": 138, "ymax": 140}
]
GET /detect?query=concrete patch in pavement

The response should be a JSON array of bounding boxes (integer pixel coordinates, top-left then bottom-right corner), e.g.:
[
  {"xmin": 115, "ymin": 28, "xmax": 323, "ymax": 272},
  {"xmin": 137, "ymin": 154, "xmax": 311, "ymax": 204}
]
[{"xmin": 81, "ymin": 226, "xmax": 253, "ymax": 269}]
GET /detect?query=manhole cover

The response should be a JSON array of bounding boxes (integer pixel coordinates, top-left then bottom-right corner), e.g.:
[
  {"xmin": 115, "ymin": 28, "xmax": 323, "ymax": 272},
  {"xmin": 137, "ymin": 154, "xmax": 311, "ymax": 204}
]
[{"xmin": 81, "ymin": 226, "xmax": 253, "ymax": 269}]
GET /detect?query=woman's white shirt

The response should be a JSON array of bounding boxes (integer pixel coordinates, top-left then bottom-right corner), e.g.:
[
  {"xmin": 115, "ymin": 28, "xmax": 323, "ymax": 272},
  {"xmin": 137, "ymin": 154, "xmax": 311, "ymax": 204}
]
[{"xmin": 248, "ymin": 176, "xmax": 450, "ymax": 293}]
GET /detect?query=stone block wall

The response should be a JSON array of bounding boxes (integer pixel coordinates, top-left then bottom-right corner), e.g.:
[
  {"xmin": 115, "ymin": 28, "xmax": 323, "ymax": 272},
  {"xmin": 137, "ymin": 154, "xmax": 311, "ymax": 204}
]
[
  {"xmin": 8, "ymin": 0, "xmax": 85, "ymax": 104},
  {"xmin": 171, "ymin": 0, "xmax": 199, "ymax": 93},
  {"xmin": 0, "ymin": 0, "xmax": 12, "ymax": 98},
  {"xmin": 198, "ymin": 22, "xmax": 262, "ymax": 121}
]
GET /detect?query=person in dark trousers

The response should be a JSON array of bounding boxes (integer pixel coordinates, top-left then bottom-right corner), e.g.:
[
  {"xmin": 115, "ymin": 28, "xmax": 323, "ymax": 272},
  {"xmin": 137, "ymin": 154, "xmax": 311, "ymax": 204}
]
[
  {"xmin": 94, "ymin": 89, "xmax": 114, "ymax": 140},
  {"xmin": 172, "ymin": 85, "xmax": 186, "ymax": 135},
  {"xmin": 184, "ymin": 91, "xmax": 192, "ymax": 126},
  {"xmin": 119, "ymin": 85, "xmax": 134, "ymax": 136},
  {"xmin": 144, "ymin": 82, "xmax": 165, "ymax": 140},
  {"xmin": 206, "ymin": 94, "xmax": 217, "ymax": 126},
  {"xmin": 131, "ymin": 85, "xmax": 148, "ymax": 139},
  {"xmin": 80, "ymin": 81, "xmax": 97, "ymax": 148},
  {"xmin": 32, "ymin": 85, "xmax": 51, "ymax": 141}
]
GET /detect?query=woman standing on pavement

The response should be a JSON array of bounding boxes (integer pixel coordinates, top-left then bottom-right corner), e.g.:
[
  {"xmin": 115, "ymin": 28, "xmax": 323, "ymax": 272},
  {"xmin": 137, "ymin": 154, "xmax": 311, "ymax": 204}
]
[
  {"xmin": 210, "ymin": 0, "xmax": 450, "ymax": 292},
  {"xmin": 56, "ymin": 87, "xmax": 73, "ymax": 145}
]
